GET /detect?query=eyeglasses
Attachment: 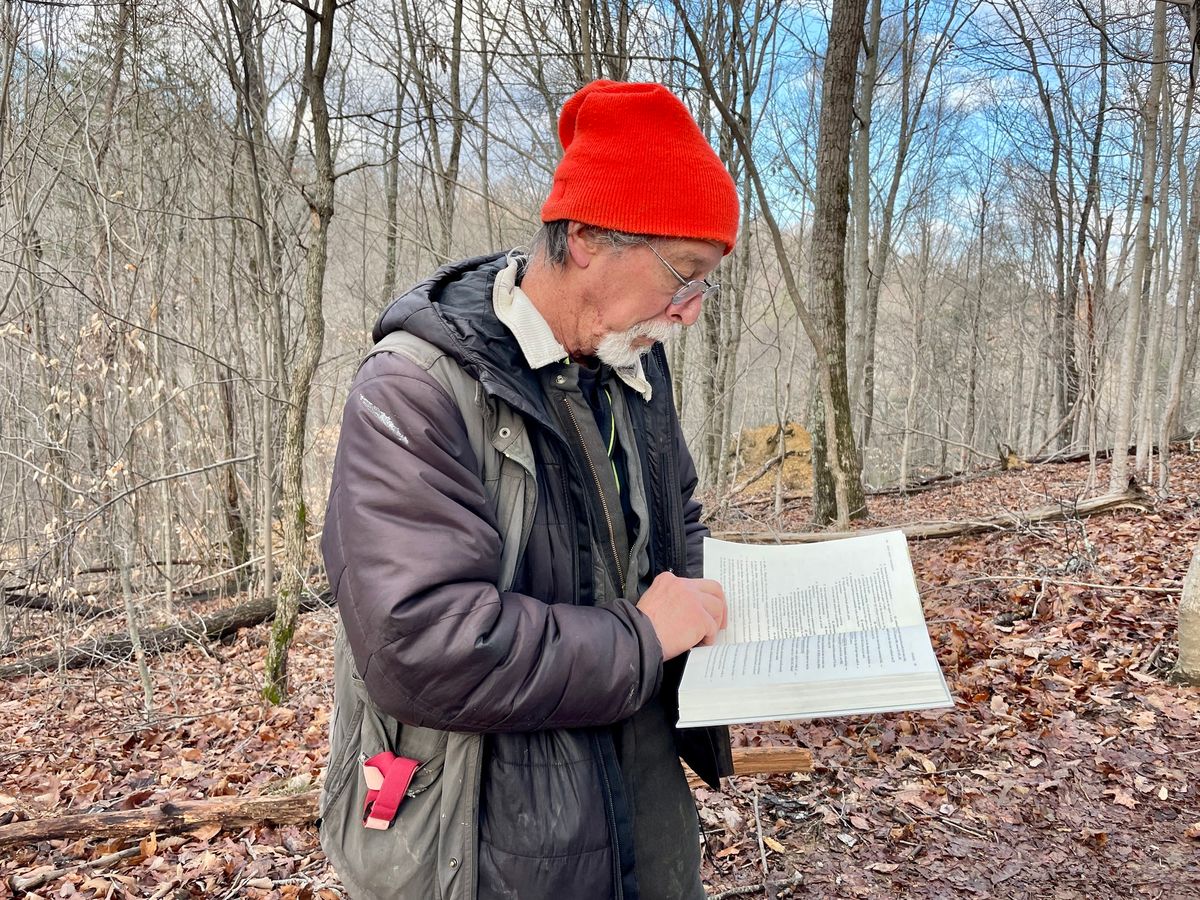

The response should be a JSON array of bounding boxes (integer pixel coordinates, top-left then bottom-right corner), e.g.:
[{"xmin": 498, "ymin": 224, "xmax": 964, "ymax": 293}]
[{"xmin": 643, "ymin": 241, "xmax": 720, "ymax": 306}]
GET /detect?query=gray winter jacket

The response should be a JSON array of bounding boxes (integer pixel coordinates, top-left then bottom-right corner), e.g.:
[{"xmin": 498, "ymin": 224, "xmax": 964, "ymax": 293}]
[{"xmin": 319, "ymin": 253, "xmax": 732, "ymax": 900}]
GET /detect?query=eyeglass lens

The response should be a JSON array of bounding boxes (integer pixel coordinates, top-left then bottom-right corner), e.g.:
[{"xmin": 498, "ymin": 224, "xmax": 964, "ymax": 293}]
[{"xmin": 672, "ymin": 282, "xmax": 720, "ymax": 305}]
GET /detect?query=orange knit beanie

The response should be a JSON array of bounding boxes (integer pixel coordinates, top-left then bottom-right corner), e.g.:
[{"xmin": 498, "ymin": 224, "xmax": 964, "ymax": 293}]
[{"xmin": 540, "ymin": 80, "xmax": 740, "ymax": 254}]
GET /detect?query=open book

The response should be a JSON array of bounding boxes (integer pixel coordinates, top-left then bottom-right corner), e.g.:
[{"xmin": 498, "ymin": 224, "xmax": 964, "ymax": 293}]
[{"xmin": 676, "ymin": 531, "xmax": 953, "ymax": 728}]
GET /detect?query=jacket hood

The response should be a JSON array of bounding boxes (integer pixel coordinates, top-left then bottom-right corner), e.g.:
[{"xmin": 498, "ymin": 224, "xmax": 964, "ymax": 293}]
[{"xmin": 372, "ymin": 252, "xmax": 553, "ymax": 427}]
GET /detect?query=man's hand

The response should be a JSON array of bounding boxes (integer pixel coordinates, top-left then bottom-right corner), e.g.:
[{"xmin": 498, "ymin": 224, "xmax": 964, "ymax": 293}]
[{"xmin": 637, "ymin": 572, "xmax": 727, "ymax": 661}]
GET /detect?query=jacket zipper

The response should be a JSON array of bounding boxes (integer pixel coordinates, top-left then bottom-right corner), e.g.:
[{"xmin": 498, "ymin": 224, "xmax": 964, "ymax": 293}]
[
  {"xmin": 662, "ymin": 432, "xmax": 689, "ymax": 575},
  {"xmin": 592, "ymin": 733, "xmax": 626, "ymax": 900},
  {"xmin": 559, "ymin": 396, "xmax": 626, "ymax": 591},
  {"xmin": 552, "ymin": 414, "xmax": 627, "ymax": 900}
]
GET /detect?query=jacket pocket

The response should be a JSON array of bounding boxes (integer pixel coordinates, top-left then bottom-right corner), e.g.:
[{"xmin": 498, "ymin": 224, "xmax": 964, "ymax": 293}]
[
  {"xmin": 319, "ymin": 675, "xmax": 454, "ymax": 900},
  {"xmin": 319, "ymin": 690, "xmax": 364, "ymax": 821},
  {"xmin": 479, "ymin": 729, "xmax": 609, "ymax": 858},
  {"xmin": 321, "ymin": 644, "xmax": 449, "ymax": 819},
  {"xmin": 358, "ymin": 695, "xmax": 448, "ymax": 801}
]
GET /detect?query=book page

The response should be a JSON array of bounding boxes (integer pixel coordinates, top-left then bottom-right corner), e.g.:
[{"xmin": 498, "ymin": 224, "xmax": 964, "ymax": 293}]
[
  {"xmin": 678, "ymin": 531, "xmax": 952, "ymax": 726},
  {"xmin": 706, "ymin": 531, "xmax": 926, "ymax": 645},
  {"xmin": 686, "ymin": 624, "xmax": 937, "ymax": 687}
]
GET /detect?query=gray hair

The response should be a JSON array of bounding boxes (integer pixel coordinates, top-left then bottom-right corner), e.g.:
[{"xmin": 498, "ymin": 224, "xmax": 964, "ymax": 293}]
[{"xmin": 530, "ymin": 219, "xmax": 648, "ymax": 267}]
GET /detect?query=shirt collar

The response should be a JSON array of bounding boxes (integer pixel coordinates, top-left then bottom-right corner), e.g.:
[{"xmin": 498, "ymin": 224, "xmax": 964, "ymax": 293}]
[{"xmin": 491, "ymin": 254, "xmax": 653, "ymax": 402}]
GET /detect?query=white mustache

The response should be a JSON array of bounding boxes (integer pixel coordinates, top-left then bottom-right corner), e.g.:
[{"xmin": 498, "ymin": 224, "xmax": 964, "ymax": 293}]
[{"xmin": 595, "ymin": 321, "xmax": 681, "ymax": 368}]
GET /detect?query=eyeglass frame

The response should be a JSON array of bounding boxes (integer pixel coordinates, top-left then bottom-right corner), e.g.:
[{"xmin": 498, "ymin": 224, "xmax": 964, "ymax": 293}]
[{"xmin": 642, "ymin": 241, "xmax": 720, "ymax": 306}]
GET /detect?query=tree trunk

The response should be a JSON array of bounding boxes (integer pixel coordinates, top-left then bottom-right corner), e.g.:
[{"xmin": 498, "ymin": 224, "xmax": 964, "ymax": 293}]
[
  {"xmin": 263, "ymin": 0, "xmax": 336, "ymax": 704},
  {"xmin": 858, "ymin": 0, "xmax": 965, "ymax": 452},
  {"xmin": 1137, "ymin": 88, "xmax": 1174, "ymax": 479},
  {"xmin": 1178, "ymin": 538, "xmax": 1200, "ymax": 685},
  {"xmin": 1008, "ymin": 0, "xmax": 1072, "ymax": 450},
  {"xmin": 218, "ymin": 364, "xmax": 249, "ymax": 583},
  {"xmin": 898, "ymin": 215, "xmax": 931, "ymax": 488},
  {"xmin": 1160, "ymin": 43, "xmax": 1197, "ymax": 490},
  {"xmin": 961, "ymin": 196, "xmax": 987, "ymax": 470},
  {"xmin": 849, "ymin": 0, "xmax": 882, "ymax": 427},
  {"xmin": 382, "ymin": 67, "xmax": 403, "ymax": 303},
  {"xmin": 1070, "ymin": 0, "xmax": 1108, "ymax": 447},
  {"xmin": 692, "ymin": 0, "xmax": 764, "ymax": 491},
  {"xmin": 118, "ymin": 542, "xmax": 153, "ymax": 715},
  {"xmin": 679, "ymin": 0, "xmax": 862, "ymax": 526},
  {"xmin": 808, "ymin": 0, "xmax": 869, "ymax": 526},
  {"xmin": 1109, "ymin": 0, "xmax": 1166, "ymax": 491}
]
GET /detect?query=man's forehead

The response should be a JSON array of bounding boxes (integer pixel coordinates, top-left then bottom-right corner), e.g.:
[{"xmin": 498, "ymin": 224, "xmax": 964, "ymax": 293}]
[{"xmin": 659, "ymin": 239, "xmax": 723, "ymax": 267}]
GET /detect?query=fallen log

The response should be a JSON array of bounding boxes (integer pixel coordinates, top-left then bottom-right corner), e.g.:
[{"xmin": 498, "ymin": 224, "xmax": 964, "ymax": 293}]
[
  {"xmin": 729, "ymin": 449, "xmax": 805, "ymax": 497},
  {"xmin": 819, "ymin": 433, "xmax": 1199, "ymax": 500},
  {"xmin": 866, "ymin": 465, "xmax": 1005, "ymax": 498},
  {"xmin": 740, "ymin": 465, "xmax": 1006, "ymax": 504},
  {"xmin": 0, "ymin": 591, "xmax": 332, "ymax": 680},
  {"xmin": 714, "ymin": 480, "xmax": 1151, "ymax": 544},
  {"xmin": 0, "ymin": 792, "xmax": 317, "ymax": 848},
  {"xmin": 986, "ymin": 433, "xmax": 1199, "ymax": 468},
  {"xmin": 0, "ymin": 747, "xmax": 814, "ymax": 847},
  {"xmin": 0, "ymin": 589, "xmax": 113, "ymax": 620}
]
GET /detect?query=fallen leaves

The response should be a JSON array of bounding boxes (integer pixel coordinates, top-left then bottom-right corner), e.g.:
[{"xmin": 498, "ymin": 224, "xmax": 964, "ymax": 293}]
[
  {"xmin": 0, "ymin": 615, "xmax": 336, "ymax": 897},
  {"xmin": 6, "ymin": 453, "xmax": 1200, "ymax": 897},
  {"xmin": 700, "ymin": 450, "xmax": 1200, "ymax": 895}
]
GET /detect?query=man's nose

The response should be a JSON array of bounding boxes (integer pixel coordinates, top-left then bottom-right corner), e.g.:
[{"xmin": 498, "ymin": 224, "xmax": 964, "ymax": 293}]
[{"xmin": 665, "ymin": 295, "xmax": 703, "ymax": 326}]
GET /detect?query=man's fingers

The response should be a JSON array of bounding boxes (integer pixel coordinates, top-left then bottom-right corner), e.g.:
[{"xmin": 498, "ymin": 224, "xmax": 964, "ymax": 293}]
[
  {"xmin": 697, "ymin": 591, "xmax": 727, "ymax": 628},
  {"xmin": 640, "ymin": 573, "xmax": 729, "ymax": 657},
  {"xmin": 691, "ymin": 578, "xmax": 725, "ymax": 599},
  {"xmin": 699, "ymin": 609, "xmax": 720, "ymax": 645}
]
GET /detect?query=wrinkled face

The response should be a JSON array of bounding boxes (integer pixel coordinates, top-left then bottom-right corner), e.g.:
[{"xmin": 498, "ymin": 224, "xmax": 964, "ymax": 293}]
[{"xmin": 570, "ymin": 226, "xmax": 725, "ymax": 366}]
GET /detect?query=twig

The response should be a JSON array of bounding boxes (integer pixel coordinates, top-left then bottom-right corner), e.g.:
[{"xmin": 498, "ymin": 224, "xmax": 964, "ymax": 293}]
[
  {"xmin": 1142, "ymin": 641, "xmax": 1165, "ymax": 672},
  {"xmin": 930, "ymin": 574, "xmax": 1182, "ymax": 594},
  {"xmin": 752, "ymin": 787, "xmax": 768, "ymax": 880},
  {"xmin": 8, "ymin": 845, "xmax": 140, "ymax": 892},
  {"xmin": 707, "ymin": 875, "xmax": 804, "ymax": 899},
  {"xmin": 109, "ymin": 702, "xmax": 259, "ymax": 736},
  {"xmin": 929, "ymin": 814, "xmax": 990, "ymax": 840}
]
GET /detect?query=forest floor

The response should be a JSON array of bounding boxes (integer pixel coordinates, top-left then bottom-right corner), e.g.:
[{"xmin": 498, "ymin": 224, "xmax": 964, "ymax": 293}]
[{"xmin": 2, "ymin": 448, "xmax": 1200, "ymax": 899}]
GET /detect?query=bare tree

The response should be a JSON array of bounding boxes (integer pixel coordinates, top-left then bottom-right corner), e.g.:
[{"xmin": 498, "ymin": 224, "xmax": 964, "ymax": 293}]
[
  {"xmin": 263, "ymin": 0, "xmax": 339, "ymax": 703},
  {"xmin": 806, "ymin": 0, "xmax": 870, "ymax": 525},
  {"xmin": 1109, "ymin": 0, "xmax": 1167, "ymax": 492},
  {"xmin": 1159, "ymin": 0, "xmax": 1198, "ymax": 489},
  {"xmin": 1179, "ymin": 536, "xmax": 1200, "ymax": 684}
]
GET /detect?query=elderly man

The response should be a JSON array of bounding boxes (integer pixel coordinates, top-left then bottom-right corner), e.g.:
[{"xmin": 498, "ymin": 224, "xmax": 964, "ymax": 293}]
[{"xmin": 319, "ymin": 80, "xmax": 739, "ymax": 900}]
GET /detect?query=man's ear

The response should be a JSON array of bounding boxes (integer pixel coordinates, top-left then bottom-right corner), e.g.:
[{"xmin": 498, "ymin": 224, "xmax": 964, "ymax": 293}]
[{"xmin": 566, "ymin": 221, "xmax": 598, "ymax": 269}]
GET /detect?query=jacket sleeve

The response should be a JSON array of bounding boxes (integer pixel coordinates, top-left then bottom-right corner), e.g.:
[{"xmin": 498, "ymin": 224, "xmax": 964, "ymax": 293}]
[{"xmin": 321, "ymin": 353, "xmax": 663, "ymax": 734}]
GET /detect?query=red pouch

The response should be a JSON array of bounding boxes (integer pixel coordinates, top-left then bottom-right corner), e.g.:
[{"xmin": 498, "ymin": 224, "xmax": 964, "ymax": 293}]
[{"xmin": 361, "ymin": 751, "xmax": 421, "ymax": 830}]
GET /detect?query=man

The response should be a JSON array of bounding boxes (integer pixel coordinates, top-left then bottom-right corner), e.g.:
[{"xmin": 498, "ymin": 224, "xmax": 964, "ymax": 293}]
[{"xmin": 319, "ymin": 80, "xmax": 740, "ymax": 900}]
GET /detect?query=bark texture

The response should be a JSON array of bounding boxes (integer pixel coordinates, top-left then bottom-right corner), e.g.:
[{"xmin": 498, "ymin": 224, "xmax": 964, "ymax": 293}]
[
  {"xmin": 1178, "ymin": 538, "xmax": 1200, "ymax": 684},
  {"xmin": 808, "ymin": 0, "xmax": 870, "ymax": 526}
]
